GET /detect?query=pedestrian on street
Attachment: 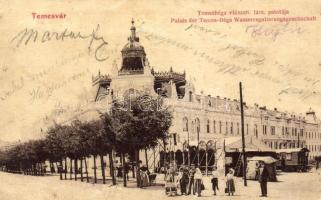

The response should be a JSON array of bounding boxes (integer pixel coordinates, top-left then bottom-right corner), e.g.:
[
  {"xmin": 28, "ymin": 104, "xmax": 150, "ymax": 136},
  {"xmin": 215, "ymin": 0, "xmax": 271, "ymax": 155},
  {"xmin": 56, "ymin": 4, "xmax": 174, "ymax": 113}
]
[
  {"xmin": 178, "ymin": 166, "xmax": 189, "ymax": 195},
  {"xmin": 194, "ymin": 167, "xmax": 204, "ymax": 197},
  {"xmin": 225, "ymin": 168, "xmax": 235, "ymax": 196},
  {"xmin": 165, "ymin": 164, "xmax": 175, "ymax": 182},
  {"xmin": 211, "ymin": 166, "xmax": 219, "ymax": 195},
  {"xmin": 258, "ymin": 161, "xmax": 269, "ymax": 197},
  {"xmin": 187, "ymin": 164, "xmax": 196, "ymax": 195},
  {"xmin": 124, "ymin": 162, "xmax": 130, "ymax": 180},
  {"xmin": 140, "ymin": 164, "xmax": 149, "ymax": 188}
]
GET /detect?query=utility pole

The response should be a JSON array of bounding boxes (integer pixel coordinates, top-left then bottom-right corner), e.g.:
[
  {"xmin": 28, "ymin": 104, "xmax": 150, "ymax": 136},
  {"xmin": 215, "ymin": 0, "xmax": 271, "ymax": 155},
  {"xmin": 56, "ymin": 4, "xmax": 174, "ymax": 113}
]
[
  {"xmin": 239, "ymin": 82, "xmax": 247, "ymax": 186},
  {"xmin": 197, "ymin": 125, "xmax": 200, "ymax": 167}
]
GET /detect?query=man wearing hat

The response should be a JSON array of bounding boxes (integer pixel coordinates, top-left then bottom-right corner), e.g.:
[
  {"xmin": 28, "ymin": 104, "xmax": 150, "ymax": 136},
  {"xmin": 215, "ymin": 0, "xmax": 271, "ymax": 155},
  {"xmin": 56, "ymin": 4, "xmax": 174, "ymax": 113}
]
[
  {"xmin": 258, "ymin": 161, "xmax": 269, "ymax": 197},
  {"xmin": 187, "ymin": 164, "xmax": 196, "ymax": 195}
]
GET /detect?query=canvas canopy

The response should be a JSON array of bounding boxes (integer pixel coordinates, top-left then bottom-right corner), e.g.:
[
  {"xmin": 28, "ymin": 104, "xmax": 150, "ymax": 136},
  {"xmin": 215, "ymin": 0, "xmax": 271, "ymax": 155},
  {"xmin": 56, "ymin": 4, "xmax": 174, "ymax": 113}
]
[
  {"xmin": 247, "ymin": 156, "xmax": 277, "ymax": 164},
  {"xmin": 275, "ymin": 148, "xmax": 309, "ymax": 154},
  {"xmin": 224, "ymin": 136, "xmax": 272, "ymax": 152},
  {"xmin": 246, "ymin": 156, "xmax": 277, "ymax": 181}
]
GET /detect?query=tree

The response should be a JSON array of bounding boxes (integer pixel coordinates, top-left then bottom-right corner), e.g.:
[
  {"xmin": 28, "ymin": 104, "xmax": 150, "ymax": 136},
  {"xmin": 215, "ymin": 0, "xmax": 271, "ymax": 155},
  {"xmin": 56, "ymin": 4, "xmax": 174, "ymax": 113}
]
[
  {"xmin": 101, "ymin": 113, "xmax": 117, "ymax": 185},
  {"xmin": 83, "ymin": 120, "xmax": 106, "ymax": 184},
  {"xmin": 45, "ymin": 124, "xmax": 71, "ymax": 180},
  {"xmin": 110, "ymin": 95, "xmax": 172, "ymax": 187},
  {"xmin": 61, "ymin": 122, "xmax": 81, "ymax": 181}
]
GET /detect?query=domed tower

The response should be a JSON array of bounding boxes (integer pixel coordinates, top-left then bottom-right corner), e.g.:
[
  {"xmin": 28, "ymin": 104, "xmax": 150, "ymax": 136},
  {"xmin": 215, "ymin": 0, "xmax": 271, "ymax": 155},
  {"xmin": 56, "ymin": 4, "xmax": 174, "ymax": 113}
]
[
  {"xmin": 119, "ymin": 19, "xmax": 147, "ymax": 74},
  {"xmin": 93, "ymin": 19, "xmax": 187, "ymax": 103},
  {"xmin": 110, "ymin": 19, "xmax": 156, "ymax": 99}
]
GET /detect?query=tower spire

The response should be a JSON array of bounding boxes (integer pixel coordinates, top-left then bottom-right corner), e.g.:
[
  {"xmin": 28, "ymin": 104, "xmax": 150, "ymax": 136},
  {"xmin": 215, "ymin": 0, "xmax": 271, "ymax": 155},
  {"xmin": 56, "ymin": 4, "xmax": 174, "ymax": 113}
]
[{"xmin": 130, "ymin": 18, "xmax": 137, "ymax": 43}]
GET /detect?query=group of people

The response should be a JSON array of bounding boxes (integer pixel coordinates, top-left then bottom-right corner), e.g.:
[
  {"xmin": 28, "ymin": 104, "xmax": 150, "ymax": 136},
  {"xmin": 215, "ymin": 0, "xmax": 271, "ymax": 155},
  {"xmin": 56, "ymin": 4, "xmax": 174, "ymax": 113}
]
[
  {"xmin": 114, "ymin": 160, "xmax": 130, "ymax": 180},
  {"xmin": 166, "ymin": 164, "xmax": 205, "ymax": 197},
  {"xmin": 164, "ymin": 161, "xmax": 270, "ymax": 197},
  {"xmin": 165, "ymin": 164, "xmax": 226, "ymax": 197},
  {"xmin": 113, "ymin": 159, "xmax": 270, "ymax": 197}
]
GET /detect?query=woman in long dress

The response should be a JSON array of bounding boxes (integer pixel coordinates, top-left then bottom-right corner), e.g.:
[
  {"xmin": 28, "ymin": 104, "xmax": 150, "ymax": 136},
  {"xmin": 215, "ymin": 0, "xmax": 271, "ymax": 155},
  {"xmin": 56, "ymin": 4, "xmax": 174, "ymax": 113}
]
[
  {"xmin": 194, "ymin": 168, "xmax": 203, "ymax": 197},
  {"xmin": 140, "ymin": 165, "xmax": 149, "ymax": 188},
  {"xmin": 226, "ymin": 168, "xmax": 235, "ymax": 196}
]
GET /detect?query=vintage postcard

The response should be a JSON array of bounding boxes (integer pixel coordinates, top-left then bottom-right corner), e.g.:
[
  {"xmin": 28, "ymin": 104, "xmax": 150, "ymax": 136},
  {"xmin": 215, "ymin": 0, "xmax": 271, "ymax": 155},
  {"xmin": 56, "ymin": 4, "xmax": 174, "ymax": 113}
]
[{"xmin": 0, "ymin": 0, "xmax": 320, "ymax": 199}]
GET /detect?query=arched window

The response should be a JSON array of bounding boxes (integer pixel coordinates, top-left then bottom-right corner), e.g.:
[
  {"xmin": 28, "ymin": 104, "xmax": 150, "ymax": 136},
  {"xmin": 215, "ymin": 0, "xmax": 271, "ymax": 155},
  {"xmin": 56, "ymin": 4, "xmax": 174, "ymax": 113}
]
[
  {"xmin": 183, "ymin": 117, "xmax": 188, "ymax": 132},
  {"xmin": 206, "ymin": 120, "xmax": 210, "ymax": 133},
  {"xmin": 195, "ymin": 118, "xmax": 200, "ymax": 133},
  {"xmin": 191, "ymin": 121, "xmax": 195, "ymax": 133}
]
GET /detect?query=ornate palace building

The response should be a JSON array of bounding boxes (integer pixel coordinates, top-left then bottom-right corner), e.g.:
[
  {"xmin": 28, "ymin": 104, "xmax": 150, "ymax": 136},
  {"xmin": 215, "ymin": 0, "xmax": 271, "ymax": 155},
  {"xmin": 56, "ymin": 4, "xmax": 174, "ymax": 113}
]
[{"xmin": 93, "ymin": 20, "xmax": 321, "ymax": 167}]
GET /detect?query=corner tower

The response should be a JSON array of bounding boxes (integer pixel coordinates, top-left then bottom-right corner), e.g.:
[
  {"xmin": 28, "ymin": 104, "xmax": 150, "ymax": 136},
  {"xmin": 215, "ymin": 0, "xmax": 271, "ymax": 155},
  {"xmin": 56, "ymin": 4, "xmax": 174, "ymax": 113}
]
[
  {"xmin": 119, "ymin": 19, "xmax": 146, "ymax": 73},
  {"xmin": 110, "ymin": 19, "xmax": 156, "ymax": 99}
]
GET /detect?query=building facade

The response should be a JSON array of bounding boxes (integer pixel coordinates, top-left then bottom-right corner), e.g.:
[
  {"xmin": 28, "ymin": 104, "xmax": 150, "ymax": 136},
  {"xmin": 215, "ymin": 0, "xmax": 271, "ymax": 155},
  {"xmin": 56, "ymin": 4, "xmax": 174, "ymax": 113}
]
[{"xmin": 93, "ymin": 20, "xmax": 321, "ymax": 162}]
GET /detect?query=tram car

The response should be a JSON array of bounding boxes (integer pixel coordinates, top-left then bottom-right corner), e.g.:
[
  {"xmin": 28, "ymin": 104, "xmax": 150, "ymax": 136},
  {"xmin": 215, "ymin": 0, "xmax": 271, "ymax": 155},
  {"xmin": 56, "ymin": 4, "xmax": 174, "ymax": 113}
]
[{"xmin": 276, "ymin": 148, "xmax": 309, "ymax": 172}]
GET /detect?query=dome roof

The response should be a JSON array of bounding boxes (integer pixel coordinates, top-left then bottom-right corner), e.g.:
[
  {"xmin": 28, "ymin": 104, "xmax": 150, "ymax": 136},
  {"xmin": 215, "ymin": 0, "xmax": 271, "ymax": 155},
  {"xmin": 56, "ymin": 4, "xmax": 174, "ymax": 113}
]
[
  {"xmin": 122, "ymin": 41, "xmax": 144, "ymax": 49},
  {"xmin": 120, "ymin": 19, "xmax": 146, "ymax": 72},
  {"xmin": 121, "ymin": 41, "xmax": 145, "ymax": 56},
  {"xmin": 121, "ymin": 19, "xmax": 145, "ymax": 56}
]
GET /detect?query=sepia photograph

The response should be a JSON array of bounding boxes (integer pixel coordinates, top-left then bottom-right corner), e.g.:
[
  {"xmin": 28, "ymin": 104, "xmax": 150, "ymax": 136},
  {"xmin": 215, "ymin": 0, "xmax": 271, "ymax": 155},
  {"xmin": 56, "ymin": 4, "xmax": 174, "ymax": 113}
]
[{"xmin": 0, "ymin": 1, "xmax": 320, "ymax": 199}]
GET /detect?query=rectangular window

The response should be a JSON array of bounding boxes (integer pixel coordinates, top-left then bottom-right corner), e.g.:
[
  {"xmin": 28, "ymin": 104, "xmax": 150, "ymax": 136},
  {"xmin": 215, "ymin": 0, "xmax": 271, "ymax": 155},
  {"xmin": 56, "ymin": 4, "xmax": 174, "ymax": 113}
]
[
  {"xmin": 231, "ymin": 122, "xmax": 233, "ymax": 134},
  {"xmin": 262, "ymin": 125, "xmax": 267, "ymax": 135},
  {"xmin": 219, "ymin": 121, "xmax": 222, "ymax": 133},
  {"xmin": 213, "ymin": 121, "xmax": 216, "ymax": 133},
  {"xmin": 246, "ymin": 124, "xmax": 249, "ymax": 135},
  {"xmin": 286, "ymin": 153, "xmax": 292, "ymax": 160},
  {"xmin": 236, "ymin": 123, "xmax": 239, "ymax": 135},
  {"xmin": 254, "ymin": 124, "xmax": 258, "ymax": 138},
  {"xmin": 173, "ymin": 133, "xmax": 177, "ymax": 145},
  {"xmin": 226, "ymin": 122, "xmax": 228, "ymax": 134},
  {"xmin": 271, "ymin": 126, "xmax": 275, "ymax": 135}
]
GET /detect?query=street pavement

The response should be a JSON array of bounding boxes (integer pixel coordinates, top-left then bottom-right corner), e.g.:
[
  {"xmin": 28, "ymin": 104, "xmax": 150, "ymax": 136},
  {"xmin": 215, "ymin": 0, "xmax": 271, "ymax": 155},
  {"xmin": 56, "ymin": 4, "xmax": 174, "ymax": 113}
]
[{"xmin": 0, "ymin": 169, "xmax": 320, "ymax": 200}]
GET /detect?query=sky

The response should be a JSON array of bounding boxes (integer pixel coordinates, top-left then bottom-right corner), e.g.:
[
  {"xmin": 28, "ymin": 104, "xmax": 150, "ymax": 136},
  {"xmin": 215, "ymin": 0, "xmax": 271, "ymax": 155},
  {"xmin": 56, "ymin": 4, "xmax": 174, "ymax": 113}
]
[{"xmin": 0, "ymin": 0, "xmax": 320, "ymax": 142}]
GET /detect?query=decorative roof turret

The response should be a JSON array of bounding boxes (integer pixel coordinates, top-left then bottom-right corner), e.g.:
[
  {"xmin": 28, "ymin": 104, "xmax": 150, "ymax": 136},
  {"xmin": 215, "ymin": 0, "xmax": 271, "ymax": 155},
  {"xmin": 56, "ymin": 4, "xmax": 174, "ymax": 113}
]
[
  {"xmin": 306, "ymin": 107, "xmax": 315, "ymax": 115},
  {"xmin": 129, "ymin": 18, "xmax": 138, "ymax": 43},
  {"xmin": 120, "ymin": 19, "xmax": 146, "ymax": 73}
]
